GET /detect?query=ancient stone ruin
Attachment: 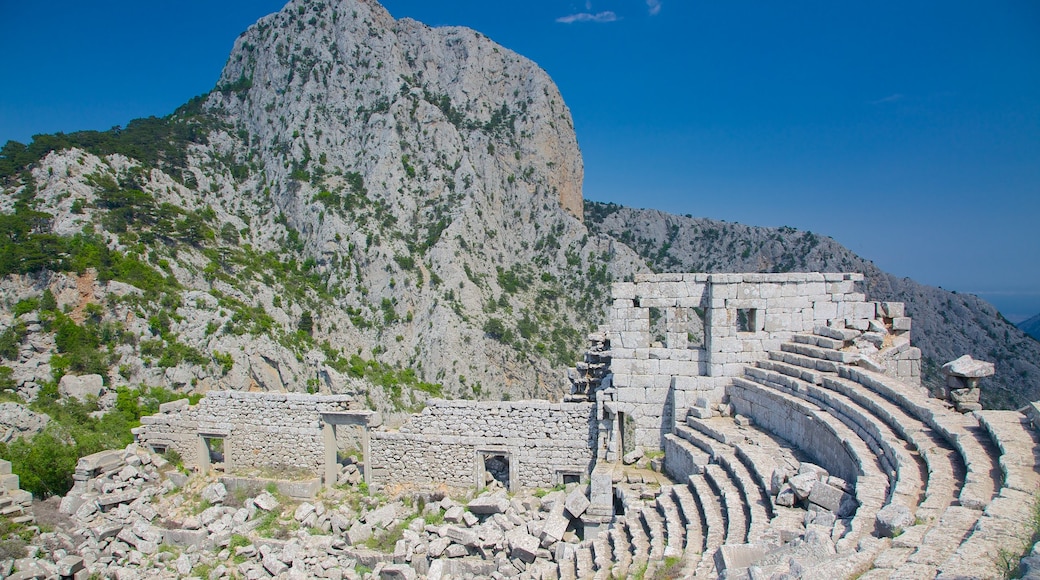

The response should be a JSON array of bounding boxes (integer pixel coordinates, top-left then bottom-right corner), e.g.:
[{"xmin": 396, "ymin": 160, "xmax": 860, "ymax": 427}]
[{"xmin": 123, "ymin": 272, "xmax": 1039, "ymax": 579}]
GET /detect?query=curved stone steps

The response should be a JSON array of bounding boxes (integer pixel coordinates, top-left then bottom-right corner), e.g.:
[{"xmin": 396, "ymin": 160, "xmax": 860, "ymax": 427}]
[
  {"xmin": 931, "ymin": 410, "xmax": 1040, "ymax": 579},
  {"xmin": 839, "ymin": 366, "xmax": 1002, "ymax": 511},
  {"xmin": 589, "ymin": 536, "xmax": 613, "ymax": 580},
  {"xmin": 756, "ymin": 358, "xmax": 926, "ymax": 511},
  {"xmin": 687, "ymin": 473, "xmax": 726, "ymax": 578},
  {"xmin": 704, "ymin": 463, "xmax": 749, "ymax": 545},
  {"xmin": 729, "ymin": 376, "xmax": 889, "ymax": 550},
  {"xmin": 655, "ymin": 486, "xmax": 688, "ymax": 559},
  {"xmin": 678, "ymin": 419, "xmax": 773, "ymax": 540},
  {"xmin": 670, "ymin": 481, "xmax": 707, "ymax": 577},
  {"xmin": 574, "ymin": 542, "xmax": 595, "ymax": 579},
  {"xmin": 640, "ymin": 505, "xmax": 667, "ymax": 561},
  {"xmin": 663, "ymin": 432, "xmax": 709, "ymax": 480},
  {"xmin": 976, "ymin": 410, "xmax": 1040, "ymax": 495},
  {"xmin": 607, "ymin": 525, "xmax": 632, "ymax": 579},
  {"xmin": 556, "ymin": 546, "xmax": 577, "ymax": 580},
  {"xmin": 624, "ymin": 510, "xmax": 652, "ymax": 569},
  {"xmin": 820, "ymin": 374, "xmax": 963, "ymax": 521}
]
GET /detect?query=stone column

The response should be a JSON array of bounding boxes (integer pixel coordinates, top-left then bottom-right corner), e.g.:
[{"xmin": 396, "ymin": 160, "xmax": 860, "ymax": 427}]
[{"xmin": 941, "ymin": 355, "xmax": 995, "ymax": 413}]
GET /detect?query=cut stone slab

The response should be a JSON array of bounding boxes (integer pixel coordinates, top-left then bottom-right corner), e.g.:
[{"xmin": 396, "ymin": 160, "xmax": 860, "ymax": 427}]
[
  {"xmin": 564, "ymin": 488, "xmax": 590, "ymax": 519},
  {"xmin": 876, "ymin": 503, "xmax": 914, "ymax": 538},
  {"xmin": 253, "ymin": 491, "xmax": 279, "ymax": 511},
  {"xmin": 789, "ymin": 473, "xmax": 816, "ymax": 501},
  {"xmin": 942, "ymin": 355, "xmax": 995, "ymax": 378},
  {"xmin": 469, "ymin": 492, "xmax": 510, "ymax": 515},
  {"xmin": 540, "ymin": 506, "xmax": 570, "ymax": 548},
  {"xmin": 808, "ymin": 482, "xmax": 857, "ymax": 517},
  {"xmin": 506, "ymin": 528, "xmax": 541, "ymax": 563}
]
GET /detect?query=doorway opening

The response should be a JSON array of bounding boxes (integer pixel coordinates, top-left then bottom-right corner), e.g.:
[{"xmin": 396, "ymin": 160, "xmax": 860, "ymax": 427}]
[{"xmin": 481, "ymin": 452, "xmax": 511, "ymax": 491}]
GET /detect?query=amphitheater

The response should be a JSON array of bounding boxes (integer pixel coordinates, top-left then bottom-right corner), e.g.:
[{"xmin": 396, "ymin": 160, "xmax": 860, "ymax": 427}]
[{"xmin": 135, "ymin": 273, "xmax": 1040, "ymax": 579}]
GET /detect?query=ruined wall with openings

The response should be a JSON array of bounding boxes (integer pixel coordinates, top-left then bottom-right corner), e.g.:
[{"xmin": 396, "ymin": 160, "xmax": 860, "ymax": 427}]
[
  {"xmin": 135, "ymin": 391, "xmax": 355, "ymax": 474},
  {"xmin": 369, "ymin": 400, "xmax": 596, "ymax": 492},
  {"xmin": 604, "ymin": 272, "xmax": 918, "ymax": 452}
]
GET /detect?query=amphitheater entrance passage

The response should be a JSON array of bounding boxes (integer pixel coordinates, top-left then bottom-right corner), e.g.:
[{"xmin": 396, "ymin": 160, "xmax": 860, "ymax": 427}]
[
  {"xmin": 321, "ymin": 411, "xmax": 381, "ymax": 490},
  {"xmin": 476, "ymin": 449, "xmax": 516, "ymax": 492}
]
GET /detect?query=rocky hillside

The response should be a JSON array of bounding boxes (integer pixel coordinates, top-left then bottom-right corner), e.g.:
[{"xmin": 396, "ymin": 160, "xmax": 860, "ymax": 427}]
[
  {"xmin": 0, "ymin": 0, "xmax": 1036, "ymax": 418},
  {"xmin": 0, "ymin": 0, "xmax": 644, "ymax": 417},
  {"xmin": 585, "ymin": 202, "xmax": 1040, "ymax": 408}
]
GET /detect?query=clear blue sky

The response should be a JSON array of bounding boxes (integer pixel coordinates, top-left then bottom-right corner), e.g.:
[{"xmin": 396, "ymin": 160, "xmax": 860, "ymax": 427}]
[{"xmin": 1, "ymin": 1, "xmax": 1038, "ymax": 320}]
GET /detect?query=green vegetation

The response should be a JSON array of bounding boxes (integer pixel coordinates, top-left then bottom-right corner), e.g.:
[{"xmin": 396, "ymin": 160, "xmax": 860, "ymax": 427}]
[
  {"xmin": 321, "ymin": 344, "xmax": 442, "ymax": 410},
  {"xmin": 0, "ymin": 515, "xmax": 33, "ymax": 560},
  {"xmin": 0, "ymin": 95, "xmax": 218, "ymax": 183},
  {"xmin": 0, "ymin": 385, "xmax": 193, "ymax": 498}
]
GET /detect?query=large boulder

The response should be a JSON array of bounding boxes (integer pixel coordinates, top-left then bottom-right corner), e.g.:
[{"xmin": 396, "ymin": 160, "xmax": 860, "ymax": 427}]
[{"xmin": 58, "ymin": 374, "xmax": 104, "ymax": 402}]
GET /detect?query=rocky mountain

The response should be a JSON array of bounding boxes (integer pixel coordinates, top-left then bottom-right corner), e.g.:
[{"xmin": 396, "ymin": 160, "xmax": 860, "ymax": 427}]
[
  {"xmin": 0, "ymin": 0, "xmax": 643, "ymax": 419},
  {"xmin": 0, "ymin": 0, "xmax": 1036, "ymax": 418},
  {"xmin": 1018, "ymin": 313, "xmax": 1040, "ymax": 341},
  {"xmin": 584, "ymin": 202, "xmax": 1040, "ymax": 408}
]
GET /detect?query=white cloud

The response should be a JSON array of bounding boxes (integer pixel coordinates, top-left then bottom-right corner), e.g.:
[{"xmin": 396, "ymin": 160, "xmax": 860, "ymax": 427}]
[
  {"xmin": 647, "ymin": 0, "xmax": 662, "ymax": 15},
  {"xmin": 556, "ymin": 11, "xmax": 619, "ymax": 23},
  {"xmin": 870, "ymin": 93, "xmax": 904, "ymax": 105}
]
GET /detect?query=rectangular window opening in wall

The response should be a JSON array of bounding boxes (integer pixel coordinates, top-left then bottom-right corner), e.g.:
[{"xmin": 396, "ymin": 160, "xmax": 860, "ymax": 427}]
[
  {"xmin": 648, "ymin": 306, "xmax": 665, "ymax": 346},
  {"xmin": 150, "ymin": 444, "xmax": 167, "ymax": 455},
  {"xmin": 481, "ymin": 452, "xmax": 511, "ymax": 491},
  {"xmin": 737, "ymin": 308, "xmax": 760, "ymax": 333},
  {"xmin": 556, "ymin": 470, "xmax": 582, "ymax": 486},
  {"xmin": 687, "ymin": 307, "xmax": 706, "ymax": 348}
]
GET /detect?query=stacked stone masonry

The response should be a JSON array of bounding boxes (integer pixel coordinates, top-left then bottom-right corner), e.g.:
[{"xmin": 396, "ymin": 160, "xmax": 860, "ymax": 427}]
[
  {"xmin": 603, "ymin": 272, "xmax": 920, "ymax": 452},
  {"xmin": 370, "ymin": 400, "xmax": 596, "ymax": 492},
  {"xmin": 135, "ymin": 391, "xmax": 356, "ymax": 474},
  {"xmin": 123, "ymin": 272, "xmax": 1040, "ymax": 579}
]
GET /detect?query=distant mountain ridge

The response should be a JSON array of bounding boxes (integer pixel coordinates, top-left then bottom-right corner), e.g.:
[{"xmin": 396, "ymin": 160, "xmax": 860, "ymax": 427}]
[
  {"xmin": 0, "ymin": 0, "xmax": 1036, "ymax": 414},
  {"xmin": 1019, "ymin": 313, "xmax": 1040, "ymax": 341}
]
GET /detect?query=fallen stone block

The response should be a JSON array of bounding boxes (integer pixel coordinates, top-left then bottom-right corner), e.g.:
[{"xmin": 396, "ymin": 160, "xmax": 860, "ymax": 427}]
[
  {"xmin": 564, "ymin": 488, "xmax": 590, "ymax": 519},
  {"xmin": 446, "ymin": 525, "xmax": 479, "ymax": 548},
  {"xmin": 346, "ymin": 522, "xmax": 373, "ymax": 546},
  {"xmin": 380, "ymin": 564, "xmax": 417, "ymax": 580},
  {"xmin": 808, "ymin": 482, "xmax": 857, "ymax": 517},
  {"xmin": 713, "ymin": 543, "xmax": 772, "ymax": 574},
  {"xmin": 788, "ymin": 473, "xmax": 816, "ymax": 501},
  {"xmin": 539, "ymin": 507, "xmax": 570, "ymax": 548},
  {"xmin": 875, "ymin": 503, "xmax": 914, "ymax": 538},
  {"xmin": 201, "ymin": 482, "xmax": 228, "ymax": 504},
  {"xmin": 468, "ymin": 492, "xmax": 510, "ymax": 515},
  {"xmin": 507, "ymin": 529, "xmax": 541, "ymax": 564}
]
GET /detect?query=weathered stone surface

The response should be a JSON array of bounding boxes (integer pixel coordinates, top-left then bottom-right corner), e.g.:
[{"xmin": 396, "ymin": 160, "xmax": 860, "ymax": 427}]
[
  {"xmin": 876, "ymin": 503, "xmax": 914, "ymax": 538},
  {"xmin": 200, "ymin": 483, "xmax": 227, "ymax": 504},
  {"xmin": 942, "ymin": 355, "xmax": 995, "ymax": 378},
  {"xmin": 58, "ymin": 374, "xmax": 104, "ymax": 402},
  {"xmin": 564, "ymin": 488, "xmax": 590, "ymax": 519},
  {"xmin": 253, "ymin": 491, "xmax": 279, "ymax": 511},
  {"xmin": 468, "ymin": 492, "xmax": 510, "ymax": 515},
  {"xmin": 789, "ymin": 473, "xmax": 816, "ymax": 501}
]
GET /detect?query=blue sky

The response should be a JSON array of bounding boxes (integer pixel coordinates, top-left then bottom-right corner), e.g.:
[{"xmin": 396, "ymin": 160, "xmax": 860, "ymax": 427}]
[{"xmin": 1, "ymin": 1, "xmax": 1038, "ymax": 320}]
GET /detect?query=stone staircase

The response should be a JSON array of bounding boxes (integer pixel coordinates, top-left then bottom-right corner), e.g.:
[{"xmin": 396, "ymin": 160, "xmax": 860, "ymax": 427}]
[
  {"xmin": 586, "ymin": 323, "xmax": 1040, "ymax": 579},
  {"xmin": 0, "ymin": 459, "xmax": 34, "ymax": 527}
]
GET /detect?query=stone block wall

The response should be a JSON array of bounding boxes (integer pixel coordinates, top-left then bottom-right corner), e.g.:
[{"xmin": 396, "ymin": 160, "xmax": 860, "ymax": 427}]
[
  {"xmin": 606, "ymin": 272, "xmax": 911, "ymax": 452},
  {"xmin": 369, "ymin": 400, "xmax": 596, "ymax": 492},
  {"xmin": 135, "ymin": 391, "xmax": 355, "ymax": 474}
]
